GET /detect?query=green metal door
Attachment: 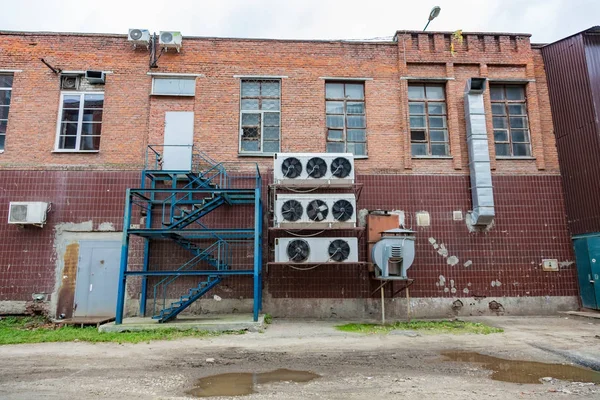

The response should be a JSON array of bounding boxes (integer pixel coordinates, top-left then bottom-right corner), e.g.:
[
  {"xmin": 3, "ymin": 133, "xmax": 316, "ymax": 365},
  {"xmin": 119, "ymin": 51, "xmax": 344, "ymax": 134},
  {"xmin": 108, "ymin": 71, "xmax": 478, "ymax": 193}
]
[{"xmin": 574, "ymin": 237, "xmax": 600, "ymax": 310}]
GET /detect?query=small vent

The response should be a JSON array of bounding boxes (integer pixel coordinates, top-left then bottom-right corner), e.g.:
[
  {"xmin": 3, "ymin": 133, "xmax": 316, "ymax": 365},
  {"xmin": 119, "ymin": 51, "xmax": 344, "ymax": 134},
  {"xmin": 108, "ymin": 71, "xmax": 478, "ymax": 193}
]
[
  {"xmin": 61, "ymin": 75, "xmax": 79, "ymax": 90},
  {"xmin": 9, "ymin": 204, "xmax": 27, "ymax": 222},
  {"xmin": 390, "ymin": 245, "xmax": 403, "ymax": 260}
]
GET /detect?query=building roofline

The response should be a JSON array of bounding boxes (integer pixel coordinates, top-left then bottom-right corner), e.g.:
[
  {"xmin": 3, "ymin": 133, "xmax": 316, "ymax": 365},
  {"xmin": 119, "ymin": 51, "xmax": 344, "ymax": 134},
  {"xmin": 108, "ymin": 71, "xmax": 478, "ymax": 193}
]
[
  {"xmin": 542, "ymin": 26, "xmax": 600, "ymax": 47},
  {"xmin": 393, "ymin": 29, "xmax": 532, "ymax": 40},
  {"xmin": 0, "ymin": 29, "xmax": 396, "ymax": 45}
]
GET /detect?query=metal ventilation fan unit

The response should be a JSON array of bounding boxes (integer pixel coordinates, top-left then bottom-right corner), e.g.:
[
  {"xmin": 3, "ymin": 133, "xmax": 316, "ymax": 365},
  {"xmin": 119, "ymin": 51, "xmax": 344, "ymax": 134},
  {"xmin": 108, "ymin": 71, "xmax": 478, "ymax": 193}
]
[
  {"xmin": 275, "ymin": 237, "xmax": 359, "ymax": 263},
  {"xmin": 128, "ymin": 28, "xmax": 151, "ymax": 46},
  {"xmin": 159, "ymin": 31, "xmax": 183, "ymax": 52},
  {"xmin": 273, "ymin": 153, "xmax": 355, "ymax": 187},
  {"xmin": 372, "ymin": 229, "xmax": 417, "ymax": 279},
  {"xmin": 275, "ymin": 193, "xmax": 356, "ymax": 229}
]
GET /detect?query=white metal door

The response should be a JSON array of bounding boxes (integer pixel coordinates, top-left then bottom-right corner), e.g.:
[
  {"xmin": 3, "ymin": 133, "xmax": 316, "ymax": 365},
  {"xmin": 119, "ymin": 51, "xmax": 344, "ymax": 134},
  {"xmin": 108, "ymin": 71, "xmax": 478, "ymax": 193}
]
[{"xmin": 163, "ymin": 111, "xmax": 194, "ymax": 171}]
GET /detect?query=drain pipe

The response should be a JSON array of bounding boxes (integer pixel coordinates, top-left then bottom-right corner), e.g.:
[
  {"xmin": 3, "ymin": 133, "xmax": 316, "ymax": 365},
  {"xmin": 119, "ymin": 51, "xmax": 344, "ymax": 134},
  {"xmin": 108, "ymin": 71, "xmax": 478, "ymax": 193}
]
[{"xmin": 464, "ymin": 78, "xmax": 495, "ymax": 226}]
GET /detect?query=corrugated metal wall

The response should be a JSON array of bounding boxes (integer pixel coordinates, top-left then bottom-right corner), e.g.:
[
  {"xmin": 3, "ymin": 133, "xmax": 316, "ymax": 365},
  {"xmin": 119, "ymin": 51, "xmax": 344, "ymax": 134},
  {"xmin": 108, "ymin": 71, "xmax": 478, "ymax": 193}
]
[{"xmin": 542, "ymin": 33, "xmax": 600, "ymax": 235}]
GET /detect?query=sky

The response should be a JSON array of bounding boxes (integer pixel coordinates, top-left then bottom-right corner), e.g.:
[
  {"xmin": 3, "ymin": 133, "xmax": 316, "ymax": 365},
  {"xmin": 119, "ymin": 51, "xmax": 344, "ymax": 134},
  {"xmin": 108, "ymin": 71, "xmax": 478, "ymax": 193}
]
[{"xmin": 0, "ymin": 0, "xmax": 598, "ymax": 44}]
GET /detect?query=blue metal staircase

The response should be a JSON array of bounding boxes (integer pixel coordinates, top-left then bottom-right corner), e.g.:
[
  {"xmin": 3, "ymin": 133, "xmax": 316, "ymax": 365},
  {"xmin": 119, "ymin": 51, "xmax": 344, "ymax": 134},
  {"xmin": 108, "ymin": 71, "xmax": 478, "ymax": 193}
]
[{"xmin": 114, "ymin": 145, "xmax": 263, "ymax": 324}]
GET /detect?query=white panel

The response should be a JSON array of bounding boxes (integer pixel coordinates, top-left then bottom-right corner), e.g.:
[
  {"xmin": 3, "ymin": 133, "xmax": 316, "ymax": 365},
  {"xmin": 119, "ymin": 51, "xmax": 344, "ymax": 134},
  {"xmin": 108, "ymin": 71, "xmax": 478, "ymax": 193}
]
[{"xmin": 163, "ymin": 112, "xmax": 194, "ymax": 171}]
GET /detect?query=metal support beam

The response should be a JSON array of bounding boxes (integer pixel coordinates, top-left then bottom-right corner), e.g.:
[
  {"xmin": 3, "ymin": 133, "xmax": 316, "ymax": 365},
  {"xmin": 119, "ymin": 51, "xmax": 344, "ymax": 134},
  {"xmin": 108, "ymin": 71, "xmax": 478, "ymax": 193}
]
[
  {"xmin": 253, "ymin": 181, "xmax": 262, "ymax": 322},
  {"xmin": 115, "ymin": 189, "xmax": 132, "ymax": 325},
  {"xmin": 125, "ymin": 269, "xmax": 255, "ymax": 276},
  {"xmin": 139, "ymin": 173, "xmax": 155, "ymax": 317}
]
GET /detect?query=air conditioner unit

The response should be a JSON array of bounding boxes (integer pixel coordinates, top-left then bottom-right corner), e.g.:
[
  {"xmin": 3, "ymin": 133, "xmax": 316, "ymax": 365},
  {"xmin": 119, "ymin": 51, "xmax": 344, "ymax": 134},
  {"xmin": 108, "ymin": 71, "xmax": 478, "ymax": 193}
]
[
  {"xmin": 85, "ymin": 70, "xmax": 105, "ymax": 84},
  {"xmin": 159, "ymin": 31, "xmax": 183, "ymax": 52},
  {"xmin": 274, "ymin": 153, "xmax": 355, "ymax": 187},
  {"xmin": 128, "ymin": 28, "xmax": 151, "ymax": 46},
  {"xmin": 275, "ymin": 193, "xmax": 356, "ymax": 229},
  {"xmin": 60, "ymin": 75, "xmax": 80, "ymax": 90},
  {"xmin": 8, "ymin": 202, "xmax": 49, "ymax": 227},
  {"xmin": 275, "ymin": 237, "xmax": 359, "ymax": 263}
]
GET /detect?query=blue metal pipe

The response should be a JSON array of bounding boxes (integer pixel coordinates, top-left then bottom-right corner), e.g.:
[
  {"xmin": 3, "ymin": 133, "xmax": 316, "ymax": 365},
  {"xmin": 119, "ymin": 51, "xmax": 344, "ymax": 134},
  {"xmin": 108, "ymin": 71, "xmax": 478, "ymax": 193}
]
[
  {"xmin": 115, "ymin": 189, "xmax": 132, "ymax": 325},
  {"xmin": 253, "ymin": 180, "xmax": 262, "ymax": 322},
  {"xmin": 139, "ymin": 174, "xmax": 154, "ymax": 317}
]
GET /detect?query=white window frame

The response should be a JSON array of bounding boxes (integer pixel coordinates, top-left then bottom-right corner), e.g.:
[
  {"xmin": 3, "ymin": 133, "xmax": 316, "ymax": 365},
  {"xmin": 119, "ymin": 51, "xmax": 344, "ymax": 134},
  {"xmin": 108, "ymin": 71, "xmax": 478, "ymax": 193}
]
[
  {"xmin": 238, "ymin": 79, "xmax": 281, "ymax": 155},
  {"xmin": 54, "ymin": 91, "xmax": 104, "ymax": 153},
  {"xmin": 0, "ymin": 74, "xmax": 13, "ymax": 153},
  {"xmin": 151, "ymin": 77, "xmax": 196, "ymax": 96}
]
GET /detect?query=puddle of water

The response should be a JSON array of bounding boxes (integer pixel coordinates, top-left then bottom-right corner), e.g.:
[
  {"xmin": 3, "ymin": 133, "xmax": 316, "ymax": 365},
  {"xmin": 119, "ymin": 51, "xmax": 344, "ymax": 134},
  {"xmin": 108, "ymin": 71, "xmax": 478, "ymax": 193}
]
[
  {"xmin": 187, "ymin": 368, "xmax": 320, "ymax": 398},
  {"xmin": 442, "ymin": 351, "xmax": 600, "ymax": 385}
]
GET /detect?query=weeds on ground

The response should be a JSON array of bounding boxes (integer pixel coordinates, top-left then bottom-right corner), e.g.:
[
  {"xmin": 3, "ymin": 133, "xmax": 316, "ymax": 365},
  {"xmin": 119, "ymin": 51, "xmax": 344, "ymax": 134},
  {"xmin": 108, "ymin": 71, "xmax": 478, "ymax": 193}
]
[
  {"xmin": 336, "ymin": 320, "xmax": 503, "ymax": 335},
  {"xmin": 264, "ymin": 314, "xmax": 273, "ymax": 324},
  {"xmin": 0, "ymin": 316, "xmax": 245, "ymax": 345}
]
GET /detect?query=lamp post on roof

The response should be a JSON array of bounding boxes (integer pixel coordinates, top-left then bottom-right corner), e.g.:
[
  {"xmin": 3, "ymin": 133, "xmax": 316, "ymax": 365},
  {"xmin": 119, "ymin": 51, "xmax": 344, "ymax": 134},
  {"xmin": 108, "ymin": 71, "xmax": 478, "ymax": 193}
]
[{"xmin": 423, "ymin": 6, "xmax": 441, "ymax": 31}]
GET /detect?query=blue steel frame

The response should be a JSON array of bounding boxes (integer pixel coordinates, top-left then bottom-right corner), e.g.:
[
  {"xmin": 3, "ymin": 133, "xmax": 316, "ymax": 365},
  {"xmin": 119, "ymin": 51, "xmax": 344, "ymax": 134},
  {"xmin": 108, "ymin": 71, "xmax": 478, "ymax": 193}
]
[{"xmin": 115, "ymin": 146, "xmax": 263, "ymax": 324}]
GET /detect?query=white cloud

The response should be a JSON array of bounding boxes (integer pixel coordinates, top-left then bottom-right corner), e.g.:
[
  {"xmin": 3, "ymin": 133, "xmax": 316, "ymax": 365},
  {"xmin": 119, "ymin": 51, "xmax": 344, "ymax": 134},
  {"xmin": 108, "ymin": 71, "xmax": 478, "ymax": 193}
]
[{"xmin": 0, "ymin": 0, "xmax": 597, "ymax": 43}]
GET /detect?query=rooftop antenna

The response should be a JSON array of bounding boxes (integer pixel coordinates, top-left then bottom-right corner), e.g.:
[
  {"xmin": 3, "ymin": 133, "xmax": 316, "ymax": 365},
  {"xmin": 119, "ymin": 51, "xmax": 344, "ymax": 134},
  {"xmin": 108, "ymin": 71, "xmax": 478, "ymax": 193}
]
[{"xmin": 423, "ymin": 6, "xmax": 441, "ymax": 31}]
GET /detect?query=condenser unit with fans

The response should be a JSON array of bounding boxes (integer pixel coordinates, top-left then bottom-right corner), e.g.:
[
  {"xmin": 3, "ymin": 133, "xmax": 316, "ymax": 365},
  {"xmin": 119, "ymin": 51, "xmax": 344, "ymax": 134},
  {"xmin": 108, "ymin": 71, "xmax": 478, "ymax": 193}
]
[
  {"xmin": 275, "ymin": 237, "xmax": 358, "ymax": 263},
  {"xmin": 275, "ymin": 193, "xmax": 356, "ymax": 229},
  {"xmin": 274, "ymin": 153, "xmax": 354, "ymax": 187},
  {"xmin": 159, "ymin": 31, "xmax": 183, "ymax": 52},
  {"xmin": 128, "ymin": 28, "xmax": 151, "ymax": 47},
  {"xmin": 8, "ymin": 202, "xmax": 49, "ymax": 227}
]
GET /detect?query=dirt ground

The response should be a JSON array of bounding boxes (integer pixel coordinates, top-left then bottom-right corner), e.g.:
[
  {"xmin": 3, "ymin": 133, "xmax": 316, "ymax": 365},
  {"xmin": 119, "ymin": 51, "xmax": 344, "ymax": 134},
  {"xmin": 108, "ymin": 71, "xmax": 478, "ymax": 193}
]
[{"xmin": 1, "ymin": 316, "xmax": 600, "ymax": 399}]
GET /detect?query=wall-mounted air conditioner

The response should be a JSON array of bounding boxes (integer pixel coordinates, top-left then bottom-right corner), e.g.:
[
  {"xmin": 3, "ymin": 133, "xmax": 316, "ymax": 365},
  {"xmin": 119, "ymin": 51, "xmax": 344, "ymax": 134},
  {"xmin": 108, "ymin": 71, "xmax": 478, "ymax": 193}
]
[
  {"xmin": 275, "ymin": 237, "xmax": 359, "ymax": 263},
  {"xmin": 8, "ymin": 202, "xmax": 49, "ymax": 227},
  {"xmin": 159, "ymin": 31, "xmax": 183, "ymax": 52},
  {"xmin": 275, "ymin": 193, "xmax": 356, "ymax": 229},
  {"xmin": 128, "ymin": 28, "xmax": 151, "ymax": 46},
  {"xmin": 274, "ymin": 153, "xmax": 355, "ymax": 187}
]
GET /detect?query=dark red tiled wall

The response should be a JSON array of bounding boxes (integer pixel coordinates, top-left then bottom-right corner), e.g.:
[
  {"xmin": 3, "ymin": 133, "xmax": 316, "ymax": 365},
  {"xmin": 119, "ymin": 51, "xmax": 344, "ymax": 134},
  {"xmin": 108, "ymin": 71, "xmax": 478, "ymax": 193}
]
[
  {"xmin": 0, "ymin": 171, "xmax": 138, "ymax": 301},
  {"xmin": 0, "ymin": 170, "xmax": 577, "ymax": 305}
]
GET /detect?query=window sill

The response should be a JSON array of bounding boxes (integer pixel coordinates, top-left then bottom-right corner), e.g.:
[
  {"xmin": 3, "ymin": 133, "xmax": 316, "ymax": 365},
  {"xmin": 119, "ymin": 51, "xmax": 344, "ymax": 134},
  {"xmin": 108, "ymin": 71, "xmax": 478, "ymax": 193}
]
[
  {"xmin": 496, "ymin": 156, "xmax": 536, "ymax": 160},
  {"xmin": 238, "ymin": 152, "xmax": 276, "ymax": 158},
  {"xmin": 150, "ymin": 93, "xmax": 196, "ymax": 97},
  {"xmin": 412, "ymin": 156, "xmax": 453, "ymax": 159},
  {"xmin": 52, "ymin": 150, "xmax": 100, "ymax": 154},
  {"xmin": 354, "ymin": 155, "xmax": 368, "ymax": 159}
]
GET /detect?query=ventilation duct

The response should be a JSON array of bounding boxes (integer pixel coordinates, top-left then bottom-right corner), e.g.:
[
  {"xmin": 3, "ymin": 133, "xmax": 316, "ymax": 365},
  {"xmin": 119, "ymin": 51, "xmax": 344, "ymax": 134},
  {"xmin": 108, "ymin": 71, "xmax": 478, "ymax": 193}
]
[{"xmin": 465, "ymin": 77, "xmax": 495, "ymax": 226}]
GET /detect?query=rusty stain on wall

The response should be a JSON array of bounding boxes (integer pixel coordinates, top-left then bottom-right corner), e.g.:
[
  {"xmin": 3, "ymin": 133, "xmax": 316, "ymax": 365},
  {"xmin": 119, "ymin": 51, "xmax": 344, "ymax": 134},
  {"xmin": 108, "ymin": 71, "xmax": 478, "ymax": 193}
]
[{"xmin": 56, "ymin": 243, "xmax": 79, "ymax": 319}]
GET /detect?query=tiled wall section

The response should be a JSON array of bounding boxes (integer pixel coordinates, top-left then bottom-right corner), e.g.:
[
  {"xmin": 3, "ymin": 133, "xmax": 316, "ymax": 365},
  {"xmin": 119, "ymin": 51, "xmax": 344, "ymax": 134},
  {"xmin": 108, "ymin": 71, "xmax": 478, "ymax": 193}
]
[
  {"xmin": 0, "ymin": 170, "xmax": 138, "ymax": 301},
  {"xmin": 0, "ymin": 170, "xmax": 577, "ymax": 304}
]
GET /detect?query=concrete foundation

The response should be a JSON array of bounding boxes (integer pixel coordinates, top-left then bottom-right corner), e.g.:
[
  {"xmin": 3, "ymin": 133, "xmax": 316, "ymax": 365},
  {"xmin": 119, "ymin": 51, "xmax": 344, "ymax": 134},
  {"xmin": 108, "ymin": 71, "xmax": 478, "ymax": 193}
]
[{"xmin": 99, "ymin": 314, "xmax": 265, "ymax": 333}]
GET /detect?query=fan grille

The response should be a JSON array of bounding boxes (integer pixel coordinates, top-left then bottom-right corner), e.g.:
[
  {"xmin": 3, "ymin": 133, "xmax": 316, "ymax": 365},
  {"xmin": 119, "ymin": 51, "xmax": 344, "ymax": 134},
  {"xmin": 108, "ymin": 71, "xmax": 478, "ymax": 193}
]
[
  {"xmin": 130, "ymin": 29, "xmax": 143, "ymax": 40},
  {"xmin": 161, "ymin": 32, "xmax": 173, "ymax": 43},
  {"xmin": 281, "ymin": 200, "xmax": 303, "ymax": 222},
  {"xmin": 281, "ymin": 157, "xmax": 302, "ymax": 178},
  {"xmin": 331, "ymin": 157, "xmax": 352, "ymax": 178},
  {"xmin": 307, "ymin": 157, "xmax": 327, "ymax": 178},
  {"xmin": 306, "ymin": 199, "xmax": 329, "ymax": 221},
  {"xmin": 332, "ymin": 200, "xmax": 354, "ymax": 222},
  {"xmin": 286, "ymin": 239, "xmax": 310, "ymax": 262},
  {"xmin": 328, "ymin": 239, "xmax": 351, "ymax": 262}
]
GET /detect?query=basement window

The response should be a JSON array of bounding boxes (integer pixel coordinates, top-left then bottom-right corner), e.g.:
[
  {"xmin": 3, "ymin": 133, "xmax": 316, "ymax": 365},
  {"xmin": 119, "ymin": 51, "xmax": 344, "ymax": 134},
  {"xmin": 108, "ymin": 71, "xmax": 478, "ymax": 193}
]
[
  {"xmin": 239, "ymin": 79, "xmax": 281, "ymax": 154},
  {"xmin": 151, "ymin": 77, "xmax": 196, "ymax": 96},
  {"xmin": 491, "ymin": 84, "xmax": 531, "ymax": 157},
  {"xmin": 409, "ymin": 83, "xmax": 449, "ymax": 157},
  {"xmin": 0, "ymin": 74, "xmax": 13, "ymax": 151},
  {"xmin": 55, "ymin": 92, "xmax": 104, "ymax": 152},
  {"xmin": 325, "ymin": 82, "xmax": 367, "ymax": 156}
]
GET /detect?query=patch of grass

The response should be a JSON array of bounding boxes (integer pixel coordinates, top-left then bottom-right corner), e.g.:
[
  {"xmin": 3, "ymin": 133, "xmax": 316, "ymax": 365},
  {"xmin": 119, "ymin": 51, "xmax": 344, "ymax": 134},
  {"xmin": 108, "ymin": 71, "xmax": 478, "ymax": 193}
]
[
  {"xmin": 264, "ymin": 314, "xmax": 273, "ymax": 324},
  {"xmin": 336, "ymin": 320, "xmax": 503, "ymax": 335},
  {"xmin": 0, "ymin": 316, "xmax": 245, "ymax": 345}
]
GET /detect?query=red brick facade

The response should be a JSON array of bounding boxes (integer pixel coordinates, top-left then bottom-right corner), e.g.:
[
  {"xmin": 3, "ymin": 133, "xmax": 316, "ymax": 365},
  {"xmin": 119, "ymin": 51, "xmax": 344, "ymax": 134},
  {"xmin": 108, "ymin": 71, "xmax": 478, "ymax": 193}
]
[{"xmin": 0, "ymin": 29, "xmax": 578, "ymax": 317}]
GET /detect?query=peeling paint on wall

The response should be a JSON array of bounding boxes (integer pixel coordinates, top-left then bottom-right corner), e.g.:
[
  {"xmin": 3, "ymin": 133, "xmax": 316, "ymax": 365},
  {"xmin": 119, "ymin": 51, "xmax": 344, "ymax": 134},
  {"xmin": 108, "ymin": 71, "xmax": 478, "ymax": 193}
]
[
  {"xmin": 447, "ymin": 255, "xmax": 459, "ymax": 266},
  {"xmin": 463, "ymin": 260, "xmax": 473, "ymax": 268},
  {"xmin": 97, "ymin": 222, "xmax": 116, "ymax": 231},
  {"xmin": 56, "ymin": 243, "xmax": 79, "ymax": 319},
  {"xmin": 491, "ymin": 280, "xmax": 502, "ymax": 287}
]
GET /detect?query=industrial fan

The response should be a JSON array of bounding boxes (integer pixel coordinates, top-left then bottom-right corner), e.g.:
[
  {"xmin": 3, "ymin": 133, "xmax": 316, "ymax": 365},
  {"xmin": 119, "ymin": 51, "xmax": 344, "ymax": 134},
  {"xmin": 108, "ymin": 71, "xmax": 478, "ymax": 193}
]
[
  {"xmin": 306, "ymin": 199, "xmax": 329, "ymax": 221},
  {"xmin": 332, "ymin": 199, "xmax": 354, "ymax": 221},
  {"xmin": 286, "ymin": 239, "xmax": 310, "ymax": 262},
  {"xmin": 330, "ymin": 157, "xmax": 352, "ymax": 178},
  {"xmin": 281, "ymin": 200, "xmax": 303, "ymax": 222},
  {"xmin": 328, "ymin": 239, "xmax": 351, "ymax": 262},
  {"xmin": 281, "ymin": 157, "xmax": 302, "ymax": 178},
  {"xmin": 306, "ymin": 157, "xmax": 327, "ymax": 178}
]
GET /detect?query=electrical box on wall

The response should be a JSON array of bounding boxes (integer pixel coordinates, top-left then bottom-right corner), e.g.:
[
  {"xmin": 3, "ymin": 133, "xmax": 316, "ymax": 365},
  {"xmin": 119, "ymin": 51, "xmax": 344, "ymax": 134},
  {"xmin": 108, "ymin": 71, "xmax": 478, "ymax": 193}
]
[{"xmin": 542, "ymin": 259, "xmax": 559, "ymax": 272}]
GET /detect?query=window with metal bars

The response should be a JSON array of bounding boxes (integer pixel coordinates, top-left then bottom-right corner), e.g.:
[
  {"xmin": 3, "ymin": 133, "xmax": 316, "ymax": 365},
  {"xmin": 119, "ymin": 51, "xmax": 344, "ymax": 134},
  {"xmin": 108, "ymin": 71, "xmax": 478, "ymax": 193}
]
[
  {"xmin": 490, "ymin": 84, "xmax": 531, "ymax": 157},
  {"xmin": 325, "ymin": 82, "xmax": 366, "ymax": 156},
  {"xmin": 239, "ymin": 79, "xmax": 280, "ymax": 154},
  {"xmin": 408, "ymin": 83, "xmax": 449, "ymax": 157},
  {"xmin": 0, "ymin": 74, "xmax": 13, "ymax": 151}
]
